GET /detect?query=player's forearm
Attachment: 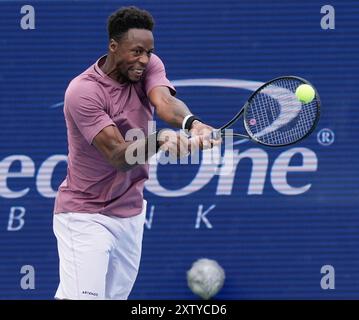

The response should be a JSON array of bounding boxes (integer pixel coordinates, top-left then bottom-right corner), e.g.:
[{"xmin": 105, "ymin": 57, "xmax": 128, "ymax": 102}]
[
  {"xmin": 109, "ymin": 132, "xmax": 158, "ymax": 172},
  {"xmin": 156, "ymin": 95, "xmax": 192, "ymax": 128}
]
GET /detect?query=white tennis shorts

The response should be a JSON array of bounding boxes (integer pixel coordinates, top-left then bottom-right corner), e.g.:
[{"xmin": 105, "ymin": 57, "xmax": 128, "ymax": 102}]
[{"xmin": 53, "ymin": 200, "xmax": 147, "ymax": 300}]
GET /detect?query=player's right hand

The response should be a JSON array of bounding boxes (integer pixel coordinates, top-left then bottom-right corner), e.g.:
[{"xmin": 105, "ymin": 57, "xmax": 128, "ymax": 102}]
[{"xmin": 189, "ymin": 121, "xmax": 221, "ymax": 150}]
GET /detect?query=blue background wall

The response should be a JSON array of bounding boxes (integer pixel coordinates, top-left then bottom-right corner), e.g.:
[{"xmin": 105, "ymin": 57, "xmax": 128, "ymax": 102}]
[{"xmin": 0, "ymin": 0, "xmax": 358, "ymax": 299}]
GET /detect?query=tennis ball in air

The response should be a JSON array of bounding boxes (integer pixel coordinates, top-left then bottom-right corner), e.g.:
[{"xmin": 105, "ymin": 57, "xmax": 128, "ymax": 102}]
[{"xmin": 295, "ymin": 84, "xmax": 315, "ymax": 104}]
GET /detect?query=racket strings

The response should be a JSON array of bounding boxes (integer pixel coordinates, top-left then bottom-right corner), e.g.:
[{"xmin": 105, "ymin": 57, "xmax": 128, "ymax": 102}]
[{"xmin": 245, "ymin": 78, "xmax": 318, "ymax": 145}]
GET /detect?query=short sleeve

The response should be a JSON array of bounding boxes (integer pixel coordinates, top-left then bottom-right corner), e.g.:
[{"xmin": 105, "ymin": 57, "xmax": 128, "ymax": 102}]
[
  {"xmin": 144, "ymin": 54, "xmax": 176, "ymax": 97},
  {"xmin": 64, "ymin": 78, "xmax": 115, "ymax": 145}
]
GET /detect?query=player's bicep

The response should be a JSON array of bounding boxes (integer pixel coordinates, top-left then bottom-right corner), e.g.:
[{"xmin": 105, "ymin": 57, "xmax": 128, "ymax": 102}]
[{"xmin": 92, "ymin": 125, "xmax": 126, "ymax": 166}]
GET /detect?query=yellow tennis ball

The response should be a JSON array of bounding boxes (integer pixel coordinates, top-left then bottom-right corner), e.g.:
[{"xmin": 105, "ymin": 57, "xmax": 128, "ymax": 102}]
[{"xmin": 295, "ymin": 84, "xmax": 315, "ymax": 104}]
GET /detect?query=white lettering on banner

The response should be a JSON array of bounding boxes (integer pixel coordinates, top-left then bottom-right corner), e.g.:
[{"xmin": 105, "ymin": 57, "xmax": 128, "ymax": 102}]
[
  {"xmin": 145, "ymin": 205, "xmax": 155, "ymax": 229},
  {"xmin": 146, "ymin": 147, "xmax": 318, "ymax": 197},
  {"xmin": 271, "ymin": 148, "xmax": 318, "ymax": 195},
  {"xmin": 0, "ymin": 154, "xmax": 67, "ymax": 199},
  {"xmin": 37, "ymin": 155, "xmax": 68, "ymax": 198},
  {"xmin": 0, "ymin": 155, "xmax": 35, "ymax": 199},
  {"xmin": 7, "ymin": 206, "xmax": 26, "ymax": 231},
  {"xmin": 195, "ymin": 204, "xmax": 215, "ymax": 229},
  {"xmin": 0, "ymin": 148, "xmax": 318, "ymax": 199},
  {"xmin": 217, "ymin": 148, "xmax": 268, "ymax": 195}
]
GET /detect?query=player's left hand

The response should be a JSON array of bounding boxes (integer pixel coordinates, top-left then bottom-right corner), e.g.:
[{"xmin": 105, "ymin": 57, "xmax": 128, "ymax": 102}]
[{"xmin": 189, "ymin": 120, "xmax": 221, "ymax": 150}]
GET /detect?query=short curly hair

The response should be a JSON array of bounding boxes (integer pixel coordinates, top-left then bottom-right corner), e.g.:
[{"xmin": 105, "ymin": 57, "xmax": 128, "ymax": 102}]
[{"xmin": 107, "ymin": 6, "xmax": 155, "ymax": 41}]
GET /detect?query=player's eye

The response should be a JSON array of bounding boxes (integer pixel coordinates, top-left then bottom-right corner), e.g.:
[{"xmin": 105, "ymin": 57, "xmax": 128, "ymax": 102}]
[{"xmin": 133, "ymin": 49, "xmax": 143, "ymax": 56}]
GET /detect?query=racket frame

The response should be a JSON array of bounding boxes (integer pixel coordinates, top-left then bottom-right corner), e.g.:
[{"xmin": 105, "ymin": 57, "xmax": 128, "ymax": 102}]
[{"xmin": 217, "ymin": 75, "xmax": 321, "ymax": 147}]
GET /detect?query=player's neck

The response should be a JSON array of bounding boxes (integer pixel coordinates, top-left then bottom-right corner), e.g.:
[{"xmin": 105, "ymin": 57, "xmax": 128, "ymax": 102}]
[{"xmin": 100, "ymin": 54, "xmax": 120, "ymax": 82}]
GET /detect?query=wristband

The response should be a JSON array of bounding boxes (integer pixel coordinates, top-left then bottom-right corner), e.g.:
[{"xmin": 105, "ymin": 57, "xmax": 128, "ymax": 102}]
[
  {"xmin": 183, "ymin": 115, "xmax": 202, "ymax": 132},
  {"xmin": 182, "ymin": 115, "xmax": 194, "ymax": 131}
]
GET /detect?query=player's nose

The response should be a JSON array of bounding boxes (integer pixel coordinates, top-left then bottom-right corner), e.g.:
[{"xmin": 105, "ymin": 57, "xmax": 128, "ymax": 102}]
[{"xmin": 138, "ymin": 53, "xmax": 150, "ymax": 66}]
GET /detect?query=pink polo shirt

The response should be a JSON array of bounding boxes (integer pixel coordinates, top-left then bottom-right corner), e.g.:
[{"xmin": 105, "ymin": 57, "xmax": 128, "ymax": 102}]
[{"xmin": 54, "ymin": 54, "xmax": 175, "ymax": 217}]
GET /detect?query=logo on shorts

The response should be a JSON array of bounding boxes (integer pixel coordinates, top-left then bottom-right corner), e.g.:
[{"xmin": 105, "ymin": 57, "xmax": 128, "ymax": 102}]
[{"xmin": 82, "ymin": 290, "xmax": 98, "ymax": 297}]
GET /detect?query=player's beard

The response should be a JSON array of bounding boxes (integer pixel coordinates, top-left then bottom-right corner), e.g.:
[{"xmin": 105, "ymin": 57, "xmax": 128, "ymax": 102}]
[{"xmin": 115, "ymin": 67, "xmax": 141, "ymax": 84}]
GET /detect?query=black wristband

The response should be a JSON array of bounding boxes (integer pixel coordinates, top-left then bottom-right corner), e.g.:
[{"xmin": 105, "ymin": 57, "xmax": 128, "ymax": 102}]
[{"xmin": 184, "ymin": 116, "xmax": 202, "ymax": 132}]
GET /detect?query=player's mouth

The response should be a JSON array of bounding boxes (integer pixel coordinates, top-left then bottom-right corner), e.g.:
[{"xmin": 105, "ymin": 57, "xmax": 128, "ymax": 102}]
[{"xmin": 130, "ymin": 68, "xmax": 145, "ymax": 78}]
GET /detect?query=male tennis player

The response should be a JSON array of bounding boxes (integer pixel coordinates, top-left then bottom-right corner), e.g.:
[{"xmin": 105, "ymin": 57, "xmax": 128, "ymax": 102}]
[{"xmin": 53, "ymin": 6, "xmax": 217, "ymax": 300}]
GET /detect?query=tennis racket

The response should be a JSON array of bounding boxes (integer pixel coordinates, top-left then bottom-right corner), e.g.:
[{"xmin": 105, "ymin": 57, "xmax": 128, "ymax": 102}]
[{"xmin": 212, "ymin": 76, "xmax": 321, "ymax": 147}]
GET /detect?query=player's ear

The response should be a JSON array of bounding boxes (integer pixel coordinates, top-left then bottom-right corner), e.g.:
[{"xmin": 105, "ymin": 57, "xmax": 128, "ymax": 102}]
[{"xmin": 109, "ymin": 38, "xmax": 118, "ymax": 53}]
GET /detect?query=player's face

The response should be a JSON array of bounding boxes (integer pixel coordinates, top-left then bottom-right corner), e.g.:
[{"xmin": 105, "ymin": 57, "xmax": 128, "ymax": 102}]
[{"xmin": 111, "ymin": 29, "xmax": 154, "ymax": 83}]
